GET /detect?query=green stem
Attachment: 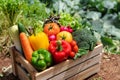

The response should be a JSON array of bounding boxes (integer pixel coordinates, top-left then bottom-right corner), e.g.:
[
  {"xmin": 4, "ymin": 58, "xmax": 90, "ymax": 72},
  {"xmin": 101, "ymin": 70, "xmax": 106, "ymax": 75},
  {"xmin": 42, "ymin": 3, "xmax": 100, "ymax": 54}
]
[{"xmin": 56, "ymin": 40, "xmax": 63, "ymax": 51}]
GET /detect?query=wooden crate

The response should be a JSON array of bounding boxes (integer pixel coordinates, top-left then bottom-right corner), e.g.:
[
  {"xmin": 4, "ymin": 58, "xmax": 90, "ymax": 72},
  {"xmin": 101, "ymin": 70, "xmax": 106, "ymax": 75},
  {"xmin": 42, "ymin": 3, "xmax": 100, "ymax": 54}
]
[{"xmin": 10, "ymin": 44, "xmax": 103, "ymax": 80}]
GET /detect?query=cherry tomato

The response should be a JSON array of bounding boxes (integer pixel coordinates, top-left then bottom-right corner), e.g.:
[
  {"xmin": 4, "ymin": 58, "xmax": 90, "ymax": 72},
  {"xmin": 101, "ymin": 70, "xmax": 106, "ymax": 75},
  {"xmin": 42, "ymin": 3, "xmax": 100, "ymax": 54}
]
[
  {"xmin": 70, "ymin": 40, "xmax": 77, "ymax": 47},
  {"xmin": 69, "ymin": 51, "xmax": 75, "ymax": 58},
  {"xmin": 73, "ymin": 45, "xmax": 79, "ymax": 53}
]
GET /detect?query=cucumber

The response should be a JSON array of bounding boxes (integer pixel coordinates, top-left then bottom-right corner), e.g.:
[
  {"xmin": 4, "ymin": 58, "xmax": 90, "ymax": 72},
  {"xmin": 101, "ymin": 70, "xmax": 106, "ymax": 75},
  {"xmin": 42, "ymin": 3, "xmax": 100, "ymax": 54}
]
[{"xmin": 18, "ymin": 22, "xmax": 27, "ymax": 34}]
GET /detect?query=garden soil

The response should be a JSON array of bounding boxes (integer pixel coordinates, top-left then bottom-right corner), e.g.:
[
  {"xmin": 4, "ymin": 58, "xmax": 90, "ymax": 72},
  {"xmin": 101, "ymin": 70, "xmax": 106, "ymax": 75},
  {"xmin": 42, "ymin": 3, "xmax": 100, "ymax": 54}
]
[{"xmin": 0, "ymin": 53, "xmax": 120, "ymax": 80}]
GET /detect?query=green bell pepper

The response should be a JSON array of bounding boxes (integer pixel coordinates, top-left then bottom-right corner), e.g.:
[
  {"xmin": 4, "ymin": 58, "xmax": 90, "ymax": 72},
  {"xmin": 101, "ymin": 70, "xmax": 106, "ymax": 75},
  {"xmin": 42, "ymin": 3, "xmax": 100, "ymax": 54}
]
[{"xmin": 31, "ymin": 49, "xmax": 53, "ymax": 71}]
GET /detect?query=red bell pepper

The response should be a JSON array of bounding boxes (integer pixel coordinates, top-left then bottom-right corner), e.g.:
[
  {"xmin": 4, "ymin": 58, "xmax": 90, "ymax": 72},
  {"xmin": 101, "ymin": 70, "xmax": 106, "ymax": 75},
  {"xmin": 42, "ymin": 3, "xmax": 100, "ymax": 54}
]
[{"xmin": 49, "ymin": 40, "xmax": 71, "ymax": 63}]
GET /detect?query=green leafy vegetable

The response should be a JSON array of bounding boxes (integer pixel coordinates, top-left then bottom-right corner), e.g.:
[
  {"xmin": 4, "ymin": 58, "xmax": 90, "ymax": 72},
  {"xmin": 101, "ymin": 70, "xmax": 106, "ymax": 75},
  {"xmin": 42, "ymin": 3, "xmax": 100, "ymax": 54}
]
[
  {"xmin": 0, "ymin": 0, "xmax": 49, "ymax": 28},
  {"xmin": 72, "ymin": 28, "xmax": 97, "ymax": 51},
  {"xmin": 74, "ymin": 49, "xmax": 88, "ymax": 59},
  {"xmin": 59, "ymin": 12, "xmax": 83, "ymax": 30},
  {"xmin": 101, "ymin": 36, "xmax": 114, "ymax": 46}
]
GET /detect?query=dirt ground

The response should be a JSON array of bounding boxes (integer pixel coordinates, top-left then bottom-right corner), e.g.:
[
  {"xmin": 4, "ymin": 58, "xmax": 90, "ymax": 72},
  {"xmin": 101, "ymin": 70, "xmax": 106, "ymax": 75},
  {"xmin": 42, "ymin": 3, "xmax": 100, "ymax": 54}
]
[
  {"xmin": 87, "ymin": 53, "xmax": 120, "ymax": 80},
  {"xmin": 0, "ymin": 53, "xmax": 120, "ymax": 80}
]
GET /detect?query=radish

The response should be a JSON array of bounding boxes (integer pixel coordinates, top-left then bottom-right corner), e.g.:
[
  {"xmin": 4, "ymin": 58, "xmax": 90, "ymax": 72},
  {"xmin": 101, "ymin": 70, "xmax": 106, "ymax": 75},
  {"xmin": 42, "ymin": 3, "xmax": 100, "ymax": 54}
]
[
  {"xmin": 49, "ymin": 34, "xmax": 56, "ymax": 41},
  {"xmin": 60, "ymin": 26, "xmax": 73, "ymax": 33},
  {"xmin": 68, "ymin": 28, "xmax": 73, "ymax": 33},
  {"xmin": 60, "ymin": 26, "xmax": 69, "ymax": 32}
]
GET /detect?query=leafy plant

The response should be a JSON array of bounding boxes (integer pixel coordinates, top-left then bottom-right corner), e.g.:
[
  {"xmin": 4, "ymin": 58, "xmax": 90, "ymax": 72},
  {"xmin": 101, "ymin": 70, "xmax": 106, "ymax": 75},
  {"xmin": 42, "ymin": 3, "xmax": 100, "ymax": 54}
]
[
  {"xmin": 0, "ymin": 0, "xmax": 49, "ymax": 55},
  {"xmin": 0, "ymin": 0, "xmax": 49, "ymax": 35},
  {"xmin": 58, "ymin": 12, "xmax": 83, "ymax": 30},
  {"xmin": 104, "ymin": 40, "xmax": 120, "ymax": 54},
  {"xmin": 0, "ymin": 0, "xmax": 25, "ymax": 27}
]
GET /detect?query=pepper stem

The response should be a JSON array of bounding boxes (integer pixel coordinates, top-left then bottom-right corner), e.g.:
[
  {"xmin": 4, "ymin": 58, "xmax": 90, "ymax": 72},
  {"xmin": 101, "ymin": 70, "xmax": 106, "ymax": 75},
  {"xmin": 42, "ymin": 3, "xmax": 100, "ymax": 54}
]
[{"xmin": 56, "ymin": 40, "xmax": 62, "ymax": 51}]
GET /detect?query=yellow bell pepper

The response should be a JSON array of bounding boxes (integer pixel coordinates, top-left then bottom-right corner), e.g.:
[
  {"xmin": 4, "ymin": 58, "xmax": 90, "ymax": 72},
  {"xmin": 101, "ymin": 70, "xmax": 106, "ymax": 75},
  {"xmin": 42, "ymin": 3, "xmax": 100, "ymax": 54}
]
[{"xmin": 29, "ymin": 32, "xmax": 49, "ymax": 50}]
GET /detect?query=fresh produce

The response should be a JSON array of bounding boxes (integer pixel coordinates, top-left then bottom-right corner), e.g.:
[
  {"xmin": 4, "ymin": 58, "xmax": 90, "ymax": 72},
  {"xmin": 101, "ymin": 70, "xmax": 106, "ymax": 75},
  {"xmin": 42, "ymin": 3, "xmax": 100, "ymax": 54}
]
[
  {"xmin": 19, "ymin": 32, "xmax": 33, "ymax": 62},
  {"xmin": 70, "ymin": 40, "xmax": 77, "ymax": 47},
  {"xmin": 60, "ymin": 26, "xmax": 73, "ymax": 33},
  {"xmin": 29, "ymin": 32, "xmax": 49, "ymax": 50},
  {"xmin": 31, "ymin": 49, "xmax": 53, "ymax": 71},
  {"xmin": 49, "ymin": 40, "xmax": 71, "ymax": 63},
  {"xmin": 74, "ymin": 49, "xmax": 88, "ymax": 59},
  {"xmin": 67, "ymin": 26, "xmax": 73, "ymax": 33},
  {"xmin": 57, "ymin": 31, "xmax": 73, "ymax": 43},
  {"xmin": 69, "ymin": 51, "xmax": 75, "ymax": 58},
  {"xmin": 18, "ymin": 22, "xmax": 27, "ymax": 34},
  {"xmin": 68, "ymin": 40, "xmax": 78, "ymax": 58},
  {"xmin": 58, "ymin": 13, "xmax": 82, "ymax": 30},
  {"xmin": 43, "ymin": 22, "xmax": 60, "ymax": 36},
  {"xmin": 73, "ymin": 45, "xmax": 79, "ymax": 53},
  {"xmin": 9, "ymin": 12, "xmax": 99, "ymax": 71},
  {"xmin": 70, "ymin": 40, "xmax": 79, "ymax": 53},
  {"xmin": 48, "ymin": 34, "xmax": 56, "ymax": 41},
  {"xmin": 72, "ymin": 29, "xmax": 97, "ymax": 50},
  {"xmin": 9, "ymin": 25, "xmax": 23, "ymax": 54}
]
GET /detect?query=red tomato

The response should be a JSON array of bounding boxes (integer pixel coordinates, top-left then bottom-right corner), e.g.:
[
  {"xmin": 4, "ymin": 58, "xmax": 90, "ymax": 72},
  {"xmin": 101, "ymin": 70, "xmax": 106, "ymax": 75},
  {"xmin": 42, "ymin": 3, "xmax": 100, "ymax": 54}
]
[
  {"xmin": 69, "ymin": 51, "xmax": 75, "ymax": 58},
  {"xmin": 70, "ymin": 40, "xmax": 77, "ymax": 47},
  {"xmin": 73, "ymin": 45, "xmax": 79, "ymax": 53},
  {"xmin": 44, "ymin": 22, "xmax": 60, "ymax": 36}
]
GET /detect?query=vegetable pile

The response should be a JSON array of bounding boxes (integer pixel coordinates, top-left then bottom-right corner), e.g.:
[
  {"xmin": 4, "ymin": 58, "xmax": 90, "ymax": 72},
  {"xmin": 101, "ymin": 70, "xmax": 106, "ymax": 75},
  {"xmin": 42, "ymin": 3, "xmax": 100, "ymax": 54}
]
[{"xmin": 11, "ymin": 14, "xmax": 98, "ymax": 71}]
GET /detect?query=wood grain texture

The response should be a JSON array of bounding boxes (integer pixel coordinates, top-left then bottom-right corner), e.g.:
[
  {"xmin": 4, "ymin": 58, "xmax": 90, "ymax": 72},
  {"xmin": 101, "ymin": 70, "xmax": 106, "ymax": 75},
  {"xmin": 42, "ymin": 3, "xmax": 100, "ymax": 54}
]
[
  {"xmin": 9, "ymin": 47, "xmax": 17, "ymax": 76},
  {"xmin": 68, "ymin": 63, "xmax": 100, "ymax": 80},
  {"xmin": 49, "ymin": 55, "xmax": 101, "ymax": 80},
  {"xmin": 16, "ymin": 64, "xmax": 30, "ymax": 80}
]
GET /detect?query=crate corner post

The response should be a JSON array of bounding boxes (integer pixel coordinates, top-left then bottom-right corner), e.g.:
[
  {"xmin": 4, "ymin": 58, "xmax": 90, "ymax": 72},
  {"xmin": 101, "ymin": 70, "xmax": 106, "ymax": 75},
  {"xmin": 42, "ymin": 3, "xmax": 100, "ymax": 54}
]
[{"xmin": 9, "ymin": 46, "xmax": 17, "ymax": 76}]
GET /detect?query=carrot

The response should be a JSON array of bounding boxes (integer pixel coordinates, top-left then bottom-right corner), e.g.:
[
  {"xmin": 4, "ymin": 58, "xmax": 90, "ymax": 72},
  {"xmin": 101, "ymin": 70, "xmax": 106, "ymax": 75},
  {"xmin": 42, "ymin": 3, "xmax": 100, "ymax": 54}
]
[{"xmin": 19, "ymin": 32, "xmax": 33, "ymax": 62}]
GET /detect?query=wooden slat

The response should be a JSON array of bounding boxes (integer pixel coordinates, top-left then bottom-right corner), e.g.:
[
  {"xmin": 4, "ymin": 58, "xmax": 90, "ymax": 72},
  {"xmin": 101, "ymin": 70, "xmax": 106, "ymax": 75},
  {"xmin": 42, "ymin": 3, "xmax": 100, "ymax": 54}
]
[
  {"xmin": 14, "ymin": 50, "xmax": 37, "ymax": 80},
  {"xmin": 35, "ymin": 44, "xmax": 103, "ymax": 80},
  {"xmin": 14, "ymin": 50, "xmax": 37, "ymax": 72},
  {"xmin": 16, "ymin": 64, "xmax": 30, "ymax": 80},
  {"xmin": 9, "ymin": 47, "xmax": 17, "ymax": 76},
  {"xmin": 49, "ymin": 54, "xmax": 101, "ymax": 80},
  {"xmin": 68, "ymin": 64, "xmax": 100, "ymax": 80}
]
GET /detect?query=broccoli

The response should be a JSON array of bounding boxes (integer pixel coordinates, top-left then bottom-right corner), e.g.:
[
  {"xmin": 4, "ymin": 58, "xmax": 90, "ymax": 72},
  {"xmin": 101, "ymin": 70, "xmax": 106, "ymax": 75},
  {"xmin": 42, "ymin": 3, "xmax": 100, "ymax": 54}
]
[{"xmin": 72, "ymin": 29, "xmax": 97, "ymax": 51}]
